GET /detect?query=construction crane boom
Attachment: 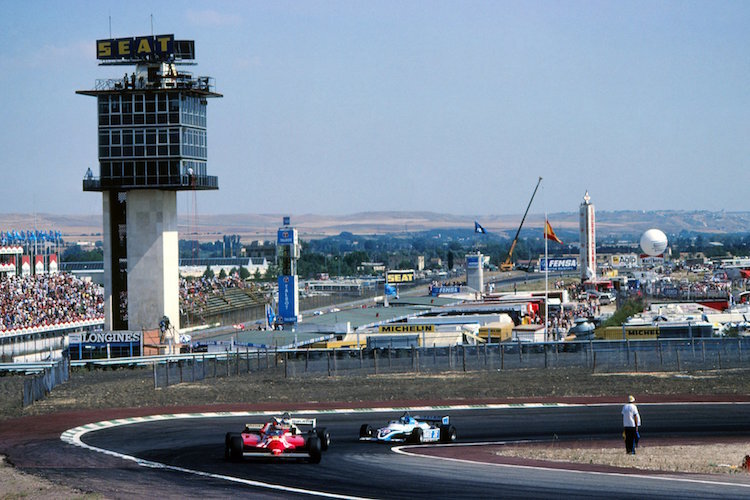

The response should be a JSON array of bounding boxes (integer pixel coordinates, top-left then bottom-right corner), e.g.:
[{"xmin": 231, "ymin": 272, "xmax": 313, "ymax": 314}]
[{"xmin": 500, "ymin": 176, "xmax": 542, "ymax": 272}]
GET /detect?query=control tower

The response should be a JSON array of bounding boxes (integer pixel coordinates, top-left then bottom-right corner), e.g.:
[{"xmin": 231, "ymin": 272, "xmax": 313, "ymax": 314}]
[
  {"xmin": 78, "ymin": 34, "xmax": 221, "ymax": 331},
  {"xmin": 276, "ymin": 217, "xmax": 300, "ymax": 325},
  {"xmin": 579, "ymin": 191, "xmax": 596, "ymax": 282}
]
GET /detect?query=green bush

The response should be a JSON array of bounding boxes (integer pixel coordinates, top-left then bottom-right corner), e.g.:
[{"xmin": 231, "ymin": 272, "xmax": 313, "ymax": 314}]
[{"xmin": 601, "ymin": 297, "xmax": 645, "ymax": 328}]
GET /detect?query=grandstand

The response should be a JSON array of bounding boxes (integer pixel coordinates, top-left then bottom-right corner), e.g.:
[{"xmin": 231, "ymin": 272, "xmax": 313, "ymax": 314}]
[
  {"xmin": 60, "ymin": 257, "xmax": 270, "ymax": 282},
  {"xmin": 0, "ymin": 245, "xmax": 22, "ymax": 276},
  {"xmin": 178, "ymin": 257, "xmax": 269, "ymax": 277},
  {"xmin": 181, "ymin": 286, "xmax": 268, "ymax": 327}
]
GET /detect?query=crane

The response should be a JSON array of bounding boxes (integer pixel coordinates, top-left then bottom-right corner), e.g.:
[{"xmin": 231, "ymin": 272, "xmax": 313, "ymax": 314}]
[{"xmin": 500, "ymin": 176, "xmax": 542, "ymax": 272}]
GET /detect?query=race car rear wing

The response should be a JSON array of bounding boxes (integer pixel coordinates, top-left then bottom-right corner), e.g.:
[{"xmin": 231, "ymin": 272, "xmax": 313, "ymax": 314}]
[
  {"xmin": 243, "ymin": 423, "xmax": 265, "ymax": 431},
  {"xmin": 290, "ymin": 418, "xmax": 317, "ymax": 427},
  {"xmin": 242, "ymin": 417, "xmax": 317, "ymax": 431},
  {"xmin": 414, "ymin": 416, "xmax": 450, "ymax": 425}
]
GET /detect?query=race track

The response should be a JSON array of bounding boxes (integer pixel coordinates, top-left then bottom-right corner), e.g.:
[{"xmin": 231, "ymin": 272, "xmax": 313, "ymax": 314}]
[{"xmin": 57, "ymin": 403, "xmax": 750, "ymax": 499}]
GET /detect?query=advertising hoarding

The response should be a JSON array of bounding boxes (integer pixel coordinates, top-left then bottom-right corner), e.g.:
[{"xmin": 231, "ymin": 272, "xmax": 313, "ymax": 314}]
[
  {"xmin": 278, "ymin": 275, "xmax": 298, "ymax": 323},
  {"xmin": 69, "ymin": 331, "xmax": 142, "ymax": 344},
  {"xmin": 539, "ymin": 257, "xmax": 578, "ymax": 272},
  {"xmin": 277, "ymin": 228, "xmax": 297, "ymax": 246},
  {"xmin": 386, "ymin": 270, "xmax": 415, "ymax": 284},
  {"xmin": 466, "ymin": 255, "xmax": 480, "ymax": 269},
  {"xmin": 97, "ymin": 34, "xmax": 175, "ymax": 61},
  {"xmin": 378, "ymin": 324, "xmax": 435, "ymax": 333}
]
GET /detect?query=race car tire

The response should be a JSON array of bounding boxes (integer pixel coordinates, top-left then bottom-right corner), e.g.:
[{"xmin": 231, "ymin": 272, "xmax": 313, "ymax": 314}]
[
  {"xmin": 307, "ymin": 436, "xmax": 322, "ymax": 464},
  {"xmin": 408, "ymin": 427, "xmax": 424, "ymax": 444},
  {"xmin": 229, "ymin": 435, "xmax": 244, "ymax": 461},
  {"xmin": 224, "ymin": 432, "xmax": 235, "ymax": 460},
  {"xmin": 225, "ymin": 432, "xmax": 242, "ymax": 460},
  {"xmin": 316, "ymin": 428, "xmax": 331, "ymax": 451},
  {"xmin": 359, "ymin": 424, "xmax": 373, "ymax": 438},
  {"xmin": 440, "ymin": 425, "xmax": 457, "ymax": 443}
]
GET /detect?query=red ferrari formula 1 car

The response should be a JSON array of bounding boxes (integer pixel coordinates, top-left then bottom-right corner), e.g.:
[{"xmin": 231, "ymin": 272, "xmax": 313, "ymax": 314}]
[{"xmin": 224, "ymin": 412, "xmax": 331, "ymax": 463}]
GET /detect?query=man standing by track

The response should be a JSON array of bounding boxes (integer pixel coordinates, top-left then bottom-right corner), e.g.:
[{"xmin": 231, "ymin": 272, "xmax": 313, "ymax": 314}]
[{"xmin": 622, "ymin": 395, "xmax": 641, "ymax": 454}]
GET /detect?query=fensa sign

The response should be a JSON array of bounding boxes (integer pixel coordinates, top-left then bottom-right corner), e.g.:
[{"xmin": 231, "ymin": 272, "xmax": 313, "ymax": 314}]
[
  {"xmin": 539, "ymin": 257, "xmax": 578, "ymax": 271},
  {"xmin": 97, "ymin": 34, "xmax": 174, "ymax": 61}
]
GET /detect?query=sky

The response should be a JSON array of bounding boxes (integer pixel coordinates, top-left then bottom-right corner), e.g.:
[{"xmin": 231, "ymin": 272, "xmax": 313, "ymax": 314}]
[{"xmin": 1, "ymin": 1, "xmax": 749, "ymax": 219}]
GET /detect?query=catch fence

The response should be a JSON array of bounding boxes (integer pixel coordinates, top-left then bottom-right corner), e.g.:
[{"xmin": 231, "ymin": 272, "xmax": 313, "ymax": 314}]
[
  {"xmin": 22, "ymin": 354, "xmax": 70, "ymax": 407},
  {"xmin": 152, "ymin": 337, "xmax": 750, "ymax": 388}
]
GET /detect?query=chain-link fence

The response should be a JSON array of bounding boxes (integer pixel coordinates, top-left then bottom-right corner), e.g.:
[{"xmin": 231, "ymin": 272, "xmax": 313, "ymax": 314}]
[
  {"xmin": 153, "ymin": 337, "xmax": 750, "ymax": 388},
  {"xmin": 22, "ymin": 353, "xmax": 70, "ymax": 407}
]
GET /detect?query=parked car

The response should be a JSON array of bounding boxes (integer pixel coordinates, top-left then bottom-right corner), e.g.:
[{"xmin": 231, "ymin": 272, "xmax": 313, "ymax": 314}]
[{"xmin": 598, "ymin": 292, "xmax": 616, "ymax": 305}]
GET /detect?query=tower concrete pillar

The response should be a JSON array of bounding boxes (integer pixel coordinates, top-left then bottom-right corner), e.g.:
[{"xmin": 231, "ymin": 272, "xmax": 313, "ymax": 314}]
[
  {"xmin": 102, "ymin": 193, "xmax": 115, "ymax": 331},
  {"xmin": 126, "ymin": 191, "xmax": 180, "ymax": 331},
  {"xmin": 466, "ymin": 252, "xmax": 484, "ymax": 294}
]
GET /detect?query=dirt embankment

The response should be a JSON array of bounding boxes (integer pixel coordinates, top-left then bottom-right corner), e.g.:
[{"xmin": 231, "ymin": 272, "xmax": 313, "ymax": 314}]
[{"xmin": 3, "ymin": 366, "xmax": 750, "ymax": 421}]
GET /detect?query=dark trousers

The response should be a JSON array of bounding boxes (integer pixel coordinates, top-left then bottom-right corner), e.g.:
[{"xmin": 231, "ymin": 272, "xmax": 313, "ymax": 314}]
[{"xmin": 624, "ymin": 427, "xmax": 637, "ymax": 453}]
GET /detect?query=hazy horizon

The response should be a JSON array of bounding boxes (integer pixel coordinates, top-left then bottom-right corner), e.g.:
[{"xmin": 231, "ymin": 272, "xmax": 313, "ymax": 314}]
[{"xmin": 2, "ymin": 1, "xmax": 749, "ymax": 218}]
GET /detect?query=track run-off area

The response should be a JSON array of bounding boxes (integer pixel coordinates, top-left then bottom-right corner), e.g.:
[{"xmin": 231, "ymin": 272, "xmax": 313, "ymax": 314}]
[{"xmin": 51, "ymin": 401, "xmax": 750, "ymax": 499}]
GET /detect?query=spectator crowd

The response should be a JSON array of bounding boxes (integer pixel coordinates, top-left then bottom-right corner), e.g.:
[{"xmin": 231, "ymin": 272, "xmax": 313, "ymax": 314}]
[
  {"xmin": 0, "ymin": 273, "xmax": 104, "ymax": 331},
  {"xmin": 1, "ymin": 272, "xmax": 265, "ymax": 332}
]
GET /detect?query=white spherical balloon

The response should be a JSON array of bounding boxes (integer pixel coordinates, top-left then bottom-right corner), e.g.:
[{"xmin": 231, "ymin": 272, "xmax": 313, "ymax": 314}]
[{"xmin": 640, "ymin": 229, "xmax": 668, "ymax": 256}]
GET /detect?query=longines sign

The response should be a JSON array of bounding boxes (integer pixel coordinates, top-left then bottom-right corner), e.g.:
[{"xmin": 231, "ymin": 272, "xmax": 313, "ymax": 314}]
[{"xmin": 69, "ymin": 331, "xmax": 142, "ymax": 344}]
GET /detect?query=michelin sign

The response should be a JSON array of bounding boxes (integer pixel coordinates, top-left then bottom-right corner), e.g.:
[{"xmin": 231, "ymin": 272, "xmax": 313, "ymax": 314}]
[{"xmin": 539, "ymin": 257, "xmax": 578, "ymax": 272}]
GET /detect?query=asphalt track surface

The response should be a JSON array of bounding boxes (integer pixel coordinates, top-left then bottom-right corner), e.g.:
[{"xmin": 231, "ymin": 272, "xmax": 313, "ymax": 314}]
[{"xmin": 60, "ymin": 403, "xmax": 750, "ymax": 499}]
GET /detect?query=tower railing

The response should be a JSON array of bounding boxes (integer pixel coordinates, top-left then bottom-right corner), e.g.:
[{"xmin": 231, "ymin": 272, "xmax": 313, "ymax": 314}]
[
  {"xmin": 92, "ymin": 75, "xmax": 216, "ymax": 93},
  {"xmin": 83, "ymin": 174, "xmax": 218, "ymax": 191}
]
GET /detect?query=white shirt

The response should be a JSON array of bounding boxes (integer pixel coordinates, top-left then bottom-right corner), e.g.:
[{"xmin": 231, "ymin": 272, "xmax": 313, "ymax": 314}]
[{"xmin": 622, "ymin": 403, "xmax": 641, "ymax": 427}]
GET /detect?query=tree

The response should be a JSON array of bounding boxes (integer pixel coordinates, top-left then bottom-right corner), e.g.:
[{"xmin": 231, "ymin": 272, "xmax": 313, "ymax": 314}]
[
  {"xmin": 218, "ymin": 268, "xmax": 227, "ymax": 279},
  {"xmin": 239, "ymin": 266, "xmax": 251, "ymax": 280},
  {"xmin": 203, "ymin": 265, "xmax": 214, "ymax": 279},
  {"xmin": 264, "ymin": 264, "xmax": 279, "ymax": 281},
  {"xmin": 61, "ymin": 244, "xmax": 103, "ymax": 262}
]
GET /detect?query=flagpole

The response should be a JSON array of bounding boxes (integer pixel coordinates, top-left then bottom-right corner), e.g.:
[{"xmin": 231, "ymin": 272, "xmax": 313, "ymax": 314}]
[{"xmin": 545, "ymin": 212, "xmax": 549, "ymax": 341}]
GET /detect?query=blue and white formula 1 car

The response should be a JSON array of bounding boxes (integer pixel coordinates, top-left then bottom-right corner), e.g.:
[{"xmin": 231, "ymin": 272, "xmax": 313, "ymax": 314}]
[{"xmin": 359, "ymin": 412, "xmax": 457, "ymax": 444}]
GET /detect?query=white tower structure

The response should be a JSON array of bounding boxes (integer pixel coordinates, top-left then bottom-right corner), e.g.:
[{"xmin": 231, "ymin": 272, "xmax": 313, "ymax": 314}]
[
  {"xmin": 466, "ymin": 252, "xmax": 484, "ymax": 293},
  {"xmin": 579, "ymin": 191, "xmax": 596, "ymax": 282}
]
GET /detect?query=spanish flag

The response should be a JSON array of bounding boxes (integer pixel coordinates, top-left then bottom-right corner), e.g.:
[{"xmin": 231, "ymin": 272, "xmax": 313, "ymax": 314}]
[{"xmin": 544, "ymin": 220, "xmax": 563, "ymax": 244}]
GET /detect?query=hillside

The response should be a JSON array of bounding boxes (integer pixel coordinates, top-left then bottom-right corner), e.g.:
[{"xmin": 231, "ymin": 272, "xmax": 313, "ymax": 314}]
[{"xmin": 0, "ymin": 210, "xmax": 748, "ymax": 243}]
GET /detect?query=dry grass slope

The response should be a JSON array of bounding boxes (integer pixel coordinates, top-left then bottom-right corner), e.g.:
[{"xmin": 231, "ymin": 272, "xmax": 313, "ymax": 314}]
[{"xmin": 3, "ymin": 366, "xmax": 750, "ymax": 421}]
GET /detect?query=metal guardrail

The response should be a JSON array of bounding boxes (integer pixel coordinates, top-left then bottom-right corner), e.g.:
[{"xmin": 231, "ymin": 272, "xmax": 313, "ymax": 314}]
[
  {"xmin": 70, "ymin": 351, "xmax": 240, "ymax": 368},
  {"xmin": 0, "ymin": 361, "xmax": 58, "ymax": 374}
]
